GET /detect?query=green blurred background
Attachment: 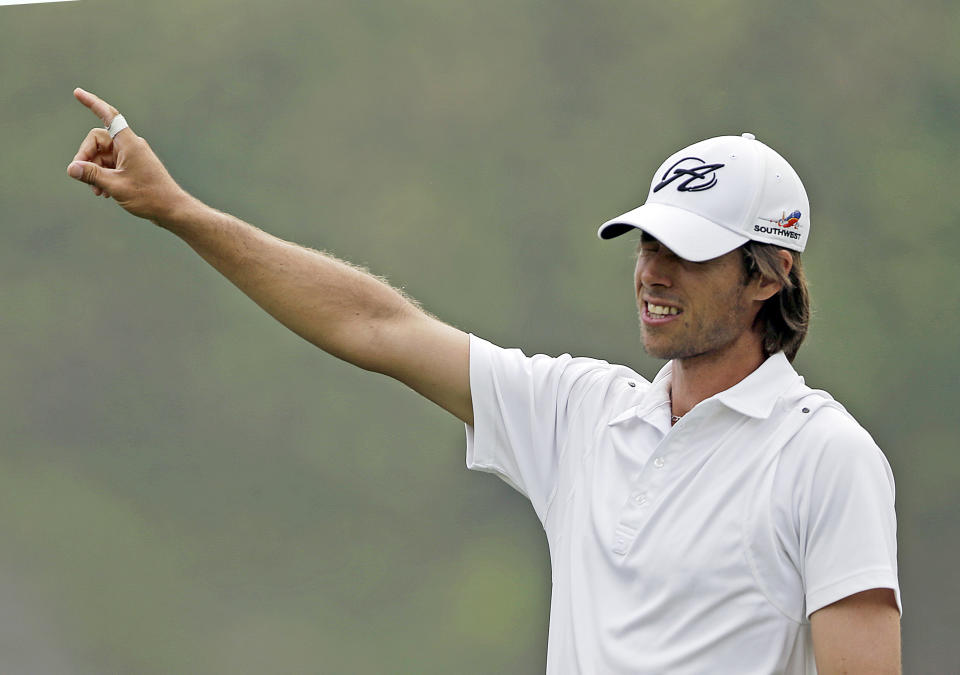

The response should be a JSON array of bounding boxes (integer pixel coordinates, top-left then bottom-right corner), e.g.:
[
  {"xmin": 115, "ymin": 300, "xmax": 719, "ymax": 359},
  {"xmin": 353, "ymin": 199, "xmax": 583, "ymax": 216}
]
[{"xmin": 2, "ymin": 0, "xmax": 958, "ymax": 672}]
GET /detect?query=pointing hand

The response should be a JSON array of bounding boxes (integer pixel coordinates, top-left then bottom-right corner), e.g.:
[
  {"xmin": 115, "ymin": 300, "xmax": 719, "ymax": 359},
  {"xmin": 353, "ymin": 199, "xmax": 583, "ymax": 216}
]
[{"xmin": 67, "ymin": 88, "xmax": 189, "ymax": 223}]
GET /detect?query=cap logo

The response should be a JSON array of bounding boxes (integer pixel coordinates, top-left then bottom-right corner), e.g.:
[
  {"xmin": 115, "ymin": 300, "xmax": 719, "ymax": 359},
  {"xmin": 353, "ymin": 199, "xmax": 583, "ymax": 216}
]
[
  {"xmin": 754, "ymin": 210, "xmax": 804, "ymax": 241},
  {"xmin": 652, "ymin": 156, "xmax": 725, "ymax": 193},
  {"xmin": 760, "ymin": 210, "xmax": 802, "ymax": 229}
]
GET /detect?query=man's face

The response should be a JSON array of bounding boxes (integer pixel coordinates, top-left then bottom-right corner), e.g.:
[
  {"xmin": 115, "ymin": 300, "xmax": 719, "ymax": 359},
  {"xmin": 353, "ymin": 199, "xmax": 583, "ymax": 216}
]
[{"xmin": 634, "ymin": 234, "xmax": 760, "ymax": 360}]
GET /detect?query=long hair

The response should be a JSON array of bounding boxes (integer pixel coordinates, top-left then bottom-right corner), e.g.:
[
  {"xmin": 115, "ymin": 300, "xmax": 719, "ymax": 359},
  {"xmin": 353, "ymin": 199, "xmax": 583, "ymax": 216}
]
[{"xmin": 740, "ymin": 242, "xmax": 810, "ymax": 362}]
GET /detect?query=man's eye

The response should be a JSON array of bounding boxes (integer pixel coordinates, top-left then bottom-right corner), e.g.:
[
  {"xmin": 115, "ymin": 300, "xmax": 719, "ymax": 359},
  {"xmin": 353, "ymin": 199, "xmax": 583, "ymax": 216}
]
[{"xmin": 640, "ymin": 246, "xmax": 658, "ymax": 255}]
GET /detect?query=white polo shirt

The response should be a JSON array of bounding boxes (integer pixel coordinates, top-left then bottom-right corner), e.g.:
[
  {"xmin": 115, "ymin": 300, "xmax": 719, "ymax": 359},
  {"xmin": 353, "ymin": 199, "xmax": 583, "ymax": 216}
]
[{"xmin": 465, "ymin": 334, "xmax": 900, "ymax": 675}]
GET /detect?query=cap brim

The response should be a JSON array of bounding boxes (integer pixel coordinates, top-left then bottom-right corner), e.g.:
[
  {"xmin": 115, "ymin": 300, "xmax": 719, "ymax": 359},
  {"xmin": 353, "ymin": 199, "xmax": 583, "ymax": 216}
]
[{"xmin": 597, "ymin": 203, "xmax": 749, "ymax": 262}]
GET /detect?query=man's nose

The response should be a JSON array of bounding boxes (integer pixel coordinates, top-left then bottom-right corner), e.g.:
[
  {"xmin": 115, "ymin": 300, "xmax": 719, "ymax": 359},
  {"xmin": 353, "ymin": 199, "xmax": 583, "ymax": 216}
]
[{"xmin": 637, "ymin": 254, "xmax": 674, "ymax": 288}]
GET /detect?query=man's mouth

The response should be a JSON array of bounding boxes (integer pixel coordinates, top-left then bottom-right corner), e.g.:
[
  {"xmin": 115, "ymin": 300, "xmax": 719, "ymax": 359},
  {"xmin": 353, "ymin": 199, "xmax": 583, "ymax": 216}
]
[
  {"xmin": 646, "ymin": 302, "xmax": 680, "ymax": 316},
  {"xmin": 642, "ymin": 301, "xmax": 682, "ymax": 324}
]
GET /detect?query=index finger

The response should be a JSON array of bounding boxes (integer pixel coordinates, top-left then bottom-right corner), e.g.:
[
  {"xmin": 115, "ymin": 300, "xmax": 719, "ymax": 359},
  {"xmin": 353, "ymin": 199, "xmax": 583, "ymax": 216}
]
[{"xmin": 73, "ymin": 87, "xmax": 120, "ymax": 126}]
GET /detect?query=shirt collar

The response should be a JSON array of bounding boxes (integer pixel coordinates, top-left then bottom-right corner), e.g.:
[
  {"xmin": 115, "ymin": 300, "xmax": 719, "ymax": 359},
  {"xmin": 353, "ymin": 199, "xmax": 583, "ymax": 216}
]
[
  {"xmin": 607, "ymin": 361, "xmax": 673, "ymax": 426},
  {"xmin": 712, "ymin": 351, "xmax": 802, "ymax": 419},
  {"xmin": 608, "ymin": 351, "xmax": 801, "ymax": 425}
]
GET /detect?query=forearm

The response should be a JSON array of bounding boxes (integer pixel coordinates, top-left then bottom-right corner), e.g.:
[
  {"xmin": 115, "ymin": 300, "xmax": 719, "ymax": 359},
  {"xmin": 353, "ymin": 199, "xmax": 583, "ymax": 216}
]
[
  {"xmin": 67, "ymin": 90, "xmax": 471, "ymax": 422},
  {"xmin": 157, "ymin": 196, "xmax": 421, "ymax": 372}
]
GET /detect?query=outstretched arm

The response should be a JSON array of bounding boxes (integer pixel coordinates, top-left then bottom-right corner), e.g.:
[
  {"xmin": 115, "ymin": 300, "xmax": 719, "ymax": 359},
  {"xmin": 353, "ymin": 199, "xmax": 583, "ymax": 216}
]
[{"xmin": 67, "ymin": 88, "xmax": 472, "ymax": 424}]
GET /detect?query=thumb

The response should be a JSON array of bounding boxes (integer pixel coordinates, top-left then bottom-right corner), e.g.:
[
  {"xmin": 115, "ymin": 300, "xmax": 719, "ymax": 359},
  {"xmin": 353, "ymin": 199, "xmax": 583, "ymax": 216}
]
[{"xmin": 67, "ymin": 161, "xmax": 116, "ymax": 189}]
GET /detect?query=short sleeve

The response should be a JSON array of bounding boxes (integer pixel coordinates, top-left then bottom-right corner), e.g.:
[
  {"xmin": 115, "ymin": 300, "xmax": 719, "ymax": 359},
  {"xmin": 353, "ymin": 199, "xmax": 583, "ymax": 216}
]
[
  {"xmin": 795, "ymin": 409, "xmax": 901, "ymax": 617},
  {"xmin": 465, "ymin": 334, "xmax": 616, "ymax": 521}
]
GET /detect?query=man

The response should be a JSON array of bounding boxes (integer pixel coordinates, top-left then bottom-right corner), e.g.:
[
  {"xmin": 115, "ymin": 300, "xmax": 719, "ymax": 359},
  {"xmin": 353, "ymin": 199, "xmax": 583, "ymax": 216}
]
[{"xmin": 67, "ymin": 88, "xmax": 900, "ymax": 674}]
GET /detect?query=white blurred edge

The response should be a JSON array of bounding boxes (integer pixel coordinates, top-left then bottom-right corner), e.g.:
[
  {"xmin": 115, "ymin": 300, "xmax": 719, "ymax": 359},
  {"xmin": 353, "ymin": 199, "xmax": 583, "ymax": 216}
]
[{"xmin": 1, "ymin": 0, "xmax": 79, "ymax": 5}]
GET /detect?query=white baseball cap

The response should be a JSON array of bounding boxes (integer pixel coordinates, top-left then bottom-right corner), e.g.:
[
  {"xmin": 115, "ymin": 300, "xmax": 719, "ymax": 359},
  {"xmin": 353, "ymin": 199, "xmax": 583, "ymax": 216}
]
[{"xmin": 598, "ymin": 133, "xmax": 810, "ymax": 262}]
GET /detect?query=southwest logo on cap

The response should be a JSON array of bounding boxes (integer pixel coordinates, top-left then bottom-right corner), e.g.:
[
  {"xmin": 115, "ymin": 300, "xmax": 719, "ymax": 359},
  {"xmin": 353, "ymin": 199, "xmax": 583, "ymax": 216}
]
[
  {"xmin": 652, "ymin": 157, "xmax": 725, "ymax": 193},
  {"xmin": 760, "ymin": 210, "xmax": 803, "ymax": 229}
]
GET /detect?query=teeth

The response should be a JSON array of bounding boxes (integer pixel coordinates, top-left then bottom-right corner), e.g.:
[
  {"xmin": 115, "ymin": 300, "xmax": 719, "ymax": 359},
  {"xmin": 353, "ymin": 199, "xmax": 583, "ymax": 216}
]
[{"xmin": 647, "ymin": 303, "xmax": 679, "ymax": 316}]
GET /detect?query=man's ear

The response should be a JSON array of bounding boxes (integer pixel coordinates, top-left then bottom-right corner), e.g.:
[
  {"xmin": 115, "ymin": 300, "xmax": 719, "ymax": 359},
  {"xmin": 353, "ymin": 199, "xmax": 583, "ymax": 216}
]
[{"xmin": 754, "ymin": 249, "xmax": 793, "ymax": 302}]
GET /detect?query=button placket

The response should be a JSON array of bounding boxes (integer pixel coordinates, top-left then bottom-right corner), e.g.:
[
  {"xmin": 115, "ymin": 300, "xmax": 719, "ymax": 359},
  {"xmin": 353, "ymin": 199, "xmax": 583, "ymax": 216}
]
[
  {"xmin": 612, "ymin": 488, "xmax": 653, "ymax": 555},
  {"xmin": 613, "ymin": 434, "xmax": 676, "ymax": 542},
  {"xmin": 611, "ymin": 416, "xmax": 679, "ymax": 556}
]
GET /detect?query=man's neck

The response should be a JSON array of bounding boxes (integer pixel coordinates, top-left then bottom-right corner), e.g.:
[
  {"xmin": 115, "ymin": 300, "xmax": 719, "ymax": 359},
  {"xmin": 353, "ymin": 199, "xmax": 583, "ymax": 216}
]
[{"xmin": 669, "ymin": 333, "xmax": 767, "ymax": 419}]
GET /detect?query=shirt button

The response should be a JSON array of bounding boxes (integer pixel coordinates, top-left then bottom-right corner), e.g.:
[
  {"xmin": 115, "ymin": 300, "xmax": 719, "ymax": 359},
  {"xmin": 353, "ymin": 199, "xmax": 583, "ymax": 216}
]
[
  {"xmin": 634, "ymin": 493, "xmax": 648, "ymax": 506},
  {"xmin": 653, "ymin": 457, "xmax": 665, "ymax": 469}
]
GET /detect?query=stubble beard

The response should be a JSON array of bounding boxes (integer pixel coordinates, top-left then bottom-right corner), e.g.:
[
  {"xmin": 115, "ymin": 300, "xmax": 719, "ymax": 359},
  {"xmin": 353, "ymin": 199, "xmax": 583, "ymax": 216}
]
[{"xmin": 638, "ymin": 290, "xmax": 753, "ymax": 361}]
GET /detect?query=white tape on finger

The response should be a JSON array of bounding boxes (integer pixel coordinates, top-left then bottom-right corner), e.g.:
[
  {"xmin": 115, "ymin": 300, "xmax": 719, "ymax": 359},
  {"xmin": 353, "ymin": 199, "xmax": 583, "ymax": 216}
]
[{"xmin": 107, "ymin": 114, "xmax": 129, "ymax": 139}]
